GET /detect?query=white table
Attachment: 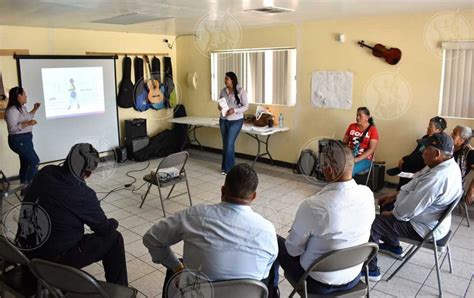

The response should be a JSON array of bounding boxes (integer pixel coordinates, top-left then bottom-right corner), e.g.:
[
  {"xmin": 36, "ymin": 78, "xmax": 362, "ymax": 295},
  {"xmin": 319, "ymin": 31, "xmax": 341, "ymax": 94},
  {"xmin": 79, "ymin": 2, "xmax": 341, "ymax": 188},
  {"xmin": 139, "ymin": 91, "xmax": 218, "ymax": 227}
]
[{"xmin": 169, "ymin": 116, "xmax": 289, "ymax": 167}]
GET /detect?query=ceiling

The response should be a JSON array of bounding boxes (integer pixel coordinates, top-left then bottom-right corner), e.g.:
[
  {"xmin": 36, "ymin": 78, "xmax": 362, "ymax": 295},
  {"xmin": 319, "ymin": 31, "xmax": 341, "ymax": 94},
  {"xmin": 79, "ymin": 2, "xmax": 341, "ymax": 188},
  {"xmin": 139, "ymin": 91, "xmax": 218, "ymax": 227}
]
[{"xmin": 0, "ymin": 0, "xmax": 472, "ymax": 36}]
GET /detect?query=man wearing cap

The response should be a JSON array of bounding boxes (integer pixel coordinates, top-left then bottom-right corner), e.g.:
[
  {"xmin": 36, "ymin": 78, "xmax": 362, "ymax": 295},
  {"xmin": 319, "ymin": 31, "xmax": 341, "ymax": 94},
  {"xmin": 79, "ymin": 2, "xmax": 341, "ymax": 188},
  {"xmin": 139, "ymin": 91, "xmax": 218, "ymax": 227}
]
[
  {"xmin": 276, "ymin": 141, "xmax": 375, "ymax": 295},
  {"xmin": 18, "ymin": 143, "xmax": 128, "ymax": 286},
  {"xmin": 368, "ymin": 133, "xmax": 463, "ymax": 281}
]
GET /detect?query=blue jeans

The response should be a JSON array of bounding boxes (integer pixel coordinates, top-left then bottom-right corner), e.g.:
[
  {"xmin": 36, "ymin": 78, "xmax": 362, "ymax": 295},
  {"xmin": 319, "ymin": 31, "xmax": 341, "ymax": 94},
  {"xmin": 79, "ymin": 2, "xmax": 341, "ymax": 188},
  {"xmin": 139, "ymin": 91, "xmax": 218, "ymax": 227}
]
[
  {"xmin": 353, "ymin": 159, "xmax": 372, "ymax": 176},
  {"xmin": 8, "ymin": 133, "xmax": 40, "ymax": 184},
  {"xmin": 219, "ymin": 118, "xmax": 243, "ymax": 173},
  {"xmin": 275, "ymin": 236, "xmax": 360, "ymax": 295}
]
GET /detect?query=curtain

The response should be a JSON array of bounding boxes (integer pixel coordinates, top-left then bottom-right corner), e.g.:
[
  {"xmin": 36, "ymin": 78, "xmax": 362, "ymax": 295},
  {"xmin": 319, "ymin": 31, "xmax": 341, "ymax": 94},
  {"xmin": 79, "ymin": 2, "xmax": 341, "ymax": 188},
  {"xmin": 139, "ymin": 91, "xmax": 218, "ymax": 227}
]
[
  {"xmin": 441, "ymin": 41, "xmax": 474, "ymax": 118},
  {"xmin": 211, "ymin": 49, "xmax": 296, "ymax": 105},
  {"xmin": 272, "ymin": 50, "xmax": 290, "ymax": 105},
  {"xmin": 247, "ymin": 51, "xmax": 264, "ymax": 104}
]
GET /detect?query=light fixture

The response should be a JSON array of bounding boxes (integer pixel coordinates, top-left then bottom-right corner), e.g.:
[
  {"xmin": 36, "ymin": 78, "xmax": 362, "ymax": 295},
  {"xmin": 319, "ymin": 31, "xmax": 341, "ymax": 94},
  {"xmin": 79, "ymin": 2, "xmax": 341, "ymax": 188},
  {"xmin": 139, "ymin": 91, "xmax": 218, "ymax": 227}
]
[
  {"xmin": 337, "ymin": 33, "xmax": 345, "ymax": 43},
  {"xmin": 163, "ymin": 33, "xmax": 200, "ymax": 49}
]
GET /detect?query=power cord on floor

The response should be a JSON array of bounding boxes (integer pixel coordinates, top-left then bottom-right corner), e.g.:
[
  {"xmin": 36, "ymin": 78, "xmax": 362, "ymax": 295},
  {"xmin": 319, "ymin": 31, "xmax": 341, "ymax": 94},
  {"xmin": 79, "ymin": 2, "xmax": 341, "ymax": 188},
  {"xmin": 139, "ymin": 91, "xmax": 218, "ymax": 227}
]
[{"xmin": 97, "ymin": 160, "xmax": 151, "ymax": 201}]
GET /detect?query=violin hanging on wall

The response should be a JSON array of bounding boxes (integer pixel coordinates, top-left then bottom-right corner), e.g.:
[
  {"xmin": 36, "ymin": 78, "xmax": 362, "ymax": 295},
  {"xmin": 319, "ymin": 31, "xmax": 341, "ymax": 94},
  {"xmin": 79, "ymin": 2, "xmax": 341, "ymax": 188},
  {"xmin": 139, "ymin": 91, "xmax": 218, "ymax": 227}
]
[{"xmin": 358, "ymin": 40, "xmax": 402, "ymax": 65}]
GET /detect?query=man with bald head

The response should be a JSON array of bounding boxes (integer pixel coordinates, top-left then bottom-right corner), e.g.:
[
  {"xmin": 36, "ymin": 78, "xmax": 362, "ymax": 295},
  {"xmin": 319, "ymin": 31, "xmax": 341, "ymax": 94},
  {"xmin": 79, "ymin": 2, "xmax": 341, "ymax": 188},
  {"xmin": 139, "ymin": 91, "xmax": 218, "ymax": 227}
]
[{"xmin": 277, "ymin": 140, "xmax": 375, "ymax": 295}]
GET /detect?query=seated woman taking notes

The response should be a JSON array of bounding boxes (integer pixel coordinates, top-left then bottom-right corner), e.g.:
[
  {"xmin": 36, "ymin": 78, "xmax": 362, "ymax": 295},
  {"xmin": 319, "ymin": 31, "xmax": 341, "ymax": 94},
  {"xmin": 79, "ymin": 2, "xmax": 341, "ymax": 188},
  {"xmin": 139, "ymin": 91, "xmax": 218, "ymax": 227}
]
[{"xmin": 343, "ymin": 107, "xmax": 379, "ymax": 176}]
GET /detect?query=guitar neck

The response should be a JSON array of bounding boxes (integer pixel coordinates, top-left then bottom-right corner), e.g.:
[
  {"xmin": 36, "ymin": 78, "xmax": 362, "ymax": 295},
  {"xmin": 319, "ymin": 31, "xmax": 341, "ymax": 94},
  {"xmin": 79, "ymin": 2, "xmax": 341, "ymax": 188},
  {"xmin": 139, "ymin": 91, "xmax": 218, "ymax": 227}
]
[
  {"xmin": 0, "ymin": 72, "xmax": 5, "ymax": 100},
  {"xmin": 143, "ymin": 55, "xmax": 152, "ymax": 80}
]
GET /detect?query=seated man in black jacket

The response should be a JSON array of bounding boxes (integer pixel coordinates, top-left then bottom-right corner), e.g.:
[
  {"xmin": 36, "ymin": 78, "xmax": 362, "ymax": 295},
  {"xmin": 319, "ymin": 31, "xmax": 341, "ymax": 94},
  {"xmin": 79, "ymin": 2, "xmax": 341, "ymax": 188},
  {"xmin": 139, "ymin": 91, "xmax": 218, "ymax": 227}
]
[
  {"xmin": 387, "ymin": 116, "xmax": 447, "ymax": 189},
  {"xmin": 18, "ymin": 143, "xmax": 127, "ymax": 285}
]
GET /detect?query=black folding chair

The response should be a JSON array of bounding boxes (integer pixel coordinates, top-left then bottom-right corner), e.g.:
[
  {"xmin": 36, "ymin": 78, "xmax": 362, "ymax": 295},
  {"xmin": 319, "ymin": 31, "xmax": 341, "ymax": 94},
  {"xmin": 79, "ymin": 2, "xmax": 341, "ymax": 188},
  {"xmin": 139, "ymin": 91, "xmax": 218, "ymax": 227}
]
[
  {"xmin": 387, "ymin": 194, "xmax": 463, "ymax": 297},
  {"xmin": 30, "ymin": 259, "xmax": 137, "ymax": 298},
  {"xmin": 0, "ymin": 236, "xmax": 42, "ymax": 297}
]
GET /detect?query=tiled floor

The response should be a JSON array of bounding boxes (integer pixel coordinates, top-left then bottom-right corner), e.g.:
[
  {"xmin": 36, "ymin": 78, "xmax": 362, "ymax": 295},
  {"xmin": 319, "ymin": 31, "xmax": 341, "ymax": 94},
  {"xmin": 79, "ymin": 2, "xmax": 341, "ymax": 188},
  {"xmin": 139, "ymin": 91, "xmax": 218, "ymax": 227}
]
[{"xmin": 2, "ymin": 149, "xmax": 473, "ymax": 297}]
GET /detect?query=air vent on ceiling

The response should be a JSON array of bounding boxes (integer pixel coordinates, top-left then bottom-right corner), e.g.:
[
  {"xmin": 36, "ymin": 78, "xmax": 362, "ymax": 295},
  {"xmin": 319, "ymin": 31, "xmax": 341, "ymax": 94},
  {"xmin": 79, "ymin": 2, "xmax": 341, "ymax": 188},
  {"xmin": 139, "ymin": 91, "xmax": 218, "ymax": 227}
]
[
  {"xmin": 246, "ymin": 6, "xmax": 294, "ymax": 14},
  {"xmin": 92, "ymin": 13, "xmax": 170, "ymax": 25}
]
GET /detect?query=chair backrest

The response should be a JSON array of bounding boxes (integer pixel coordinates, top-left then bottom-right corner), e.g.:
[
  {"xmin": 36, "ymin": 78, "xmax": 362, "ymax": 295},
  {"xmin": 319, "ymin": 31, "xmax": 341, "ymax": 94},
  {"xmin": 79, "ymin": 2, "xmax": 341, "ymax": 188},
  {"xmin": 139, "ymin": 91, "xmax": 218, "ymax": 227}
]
[
  {"xmin": 156, "ymin": 151, "xmax": 189, "ymax": 174},
  {"xmin": 30, "ymin": 259, "xmax": 109, "ymax": 297},
  {"xmin": 307, "ymin": 243, "xmax": 378, "ymax": 274},
  {"xmin": 0, "ymin": 170, "xmax": 10, "ymax": 192},
  {"xmin": 423, "ymin": 193, "xmax": 463, "ymax": 241},
  {"xmin": 0, "ymin": 236, "xmax": 30, "ymax": 266},
  {"xmin": 179, "ymin": 279, "xmax": 268, "ymax": 298},
  {"xmin": 438, "ymin": 194, "xmax": 463, "ymax": 224}
]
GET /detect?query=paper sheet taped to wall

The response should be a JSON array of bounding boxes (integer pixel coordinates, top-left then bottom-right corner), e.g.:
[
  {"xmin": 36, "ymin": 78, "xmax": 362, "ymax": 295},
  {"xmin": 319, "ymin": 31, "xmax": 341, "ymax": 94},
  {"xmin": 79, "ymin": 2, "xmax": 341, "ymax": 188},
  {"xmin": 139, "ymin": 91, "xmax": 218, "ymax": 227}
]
[{"xmin": 311, "ymin": 71, "xmax": 353, "ymax": 109}]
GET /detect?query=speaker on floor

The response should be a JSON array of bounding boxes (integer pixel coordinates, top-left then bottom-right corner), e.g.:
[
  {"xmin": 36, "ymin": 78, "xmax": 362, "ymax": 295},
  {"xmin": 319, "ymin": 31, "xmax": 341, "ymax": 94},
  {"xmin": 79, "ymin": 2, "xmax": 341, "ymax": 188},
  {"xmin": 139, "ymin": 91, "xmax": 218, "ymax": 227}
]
[{"xmin": 114, "ymin": 146, "xmax": 127, "ymax": 163}]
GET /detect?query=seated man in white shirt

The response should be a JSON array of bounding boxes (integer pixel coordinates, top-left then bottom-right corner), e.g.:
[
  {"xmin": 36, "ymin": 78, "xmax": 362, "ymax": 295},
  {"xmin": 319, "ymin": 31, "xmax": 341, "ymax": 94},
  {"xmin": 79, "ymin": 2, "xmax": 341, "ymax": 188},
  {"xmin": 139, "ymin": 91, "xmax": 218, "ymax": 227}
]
[
  {"xmin": 143, "ymin": 163, "xmax": 278, "ymax": 297},
  {"xmin": 368, "ymin": 133, "xmax": 463, "ymax": 281},
  {"xmin": 278, "ymin": 140, "xmax": 375, "ymax": 295}
]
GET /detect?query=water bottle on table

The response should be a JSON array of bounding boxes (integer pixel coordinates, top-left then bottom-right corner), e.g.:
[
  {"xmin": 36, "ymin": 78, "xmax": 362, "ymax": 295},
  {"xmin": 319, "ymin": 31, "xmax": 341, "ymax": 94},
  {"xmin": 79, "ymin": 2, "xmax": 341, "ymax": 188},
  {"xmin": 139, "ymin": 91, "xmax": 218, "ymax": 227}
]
[{"xmin": 278, "ymin": 113, "xmax": 284, "ymax": 128}]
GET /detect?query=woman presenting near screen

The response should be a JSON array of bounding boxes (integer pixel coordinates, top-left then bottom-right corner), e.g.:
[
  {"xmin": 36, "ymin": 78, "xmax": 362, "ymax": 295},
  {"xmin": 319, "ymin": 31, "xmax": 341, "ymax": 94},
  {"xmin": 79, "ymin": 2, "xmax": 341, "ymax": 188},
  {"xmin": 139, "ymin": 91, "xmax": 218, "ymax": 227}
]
[
  {"xmin": 218, "ymin": 72, "xmax": 249, "ymax": 175},
  {"xmin": 5, "ymin": 87, "xmax": 41, "ymax": 187}
]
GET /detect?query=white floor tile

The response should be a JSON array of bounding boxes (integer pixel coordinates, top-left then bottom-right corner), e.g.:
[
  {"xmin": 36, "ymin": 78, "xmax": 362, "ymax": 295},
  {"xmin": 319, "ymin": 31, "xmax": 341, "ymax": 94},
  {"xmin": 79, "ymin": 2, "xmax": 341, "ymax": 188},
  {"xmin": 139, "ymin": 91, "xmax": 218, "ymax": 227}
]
[
  {"xmin": 126, "ymin": 258, "xmax": 157, "ymax": 283},
  {"xmin": 423, "ymin": 270, "xmax": 470, "ymax": 296},
  {"xmin": 373, "ymin": 277, "xmax": 422, "ymax": 297}
]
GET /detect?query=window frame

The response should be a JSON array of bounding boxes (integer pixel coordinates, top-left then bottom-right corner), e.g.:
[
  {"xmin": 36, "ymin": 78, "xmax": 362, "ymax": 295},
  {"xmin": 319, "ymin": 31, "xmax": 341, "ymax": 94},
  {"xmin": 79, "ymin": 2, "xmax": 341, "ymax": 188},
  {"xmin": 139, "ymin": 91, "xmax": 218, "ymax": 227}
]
[{"xmin": 210, "ymin": 47, "xmax": 297, "ymax": 107}]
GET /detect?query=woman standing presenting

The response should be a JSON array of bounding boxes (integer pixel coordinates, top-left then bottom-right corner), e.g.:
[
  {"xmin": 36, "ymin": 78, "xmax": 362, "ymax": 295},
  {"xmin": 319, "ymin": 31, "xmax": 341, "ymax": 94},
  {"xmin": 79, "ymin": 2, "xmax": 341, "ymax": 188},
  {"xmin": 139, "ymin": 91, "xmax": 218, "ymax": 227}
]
[
  {"xmin": 5, "ymin": 87, "xmax": 41, "ymax": 186},
  {"xmin": 218, "ymin": 72, "xmax": 249, "ymax": 175}
]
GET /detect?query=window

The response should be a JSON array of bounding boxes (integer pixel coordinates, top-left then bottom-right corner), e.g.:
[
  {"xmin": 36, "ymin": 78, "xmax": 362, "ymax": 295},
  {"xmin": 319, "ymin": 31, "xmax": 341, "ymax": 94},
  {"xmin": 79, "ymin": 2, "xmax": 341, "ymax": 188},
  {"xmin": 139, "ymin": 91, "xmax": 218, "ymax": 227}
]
[
  {"xmin": 439, "ymin": 41, "xmax": 474, "ymax": 119},
  {"xmin": 211, "ymin": 48, "xmax": 297, "ymax": 106}
]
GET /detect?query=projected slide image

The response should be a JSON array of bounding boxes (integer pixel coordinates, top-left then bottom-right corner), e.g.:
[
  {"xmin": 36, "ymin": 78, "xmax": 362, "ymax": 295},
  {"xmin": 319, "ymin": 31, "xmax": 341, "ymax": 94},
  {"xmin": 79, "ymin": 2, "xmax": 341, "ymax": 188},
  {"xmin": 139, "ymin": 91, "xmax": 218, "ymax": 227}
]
[{"xmin": 42, "ymin": 67, "xmax": 105, "ymax": 119}]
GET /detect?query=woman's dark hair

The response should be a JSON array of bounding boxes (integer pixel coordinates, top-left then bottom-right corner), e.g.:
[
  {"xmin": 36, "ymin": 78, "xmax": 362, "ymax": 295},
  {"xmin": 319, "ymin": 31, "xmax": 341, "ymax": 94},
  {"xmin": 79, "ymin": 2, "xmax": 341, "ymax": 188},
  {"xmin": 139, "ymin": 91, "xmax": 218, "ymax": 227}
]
[
  {"xmin": 429, "ymin": 116, "xmax": 447, "ymax": 132},
  {"xmin": 7, "ymin": 86, "xmax": 24, "ymax": 112},
  {"xmin": 225, "ymin": 71, "xmax": 241, "ymax": 106},
  {"xmin": 357, "ymin": 106, "xmax": 374, "ymax": 125}
]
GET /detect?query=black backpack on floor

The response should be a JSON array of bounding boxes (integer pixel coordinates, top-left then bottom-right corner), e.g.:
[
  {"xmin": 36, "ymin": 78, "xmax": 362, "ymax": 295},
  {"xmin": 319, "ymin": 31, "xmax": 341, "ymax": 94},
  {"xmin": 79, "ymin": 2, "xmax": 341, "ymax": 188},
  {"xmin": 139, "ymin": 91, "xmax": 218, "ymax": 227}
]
[{"xmin": 296, "ymin": 149, "xmax": 317, "ymax": 177}]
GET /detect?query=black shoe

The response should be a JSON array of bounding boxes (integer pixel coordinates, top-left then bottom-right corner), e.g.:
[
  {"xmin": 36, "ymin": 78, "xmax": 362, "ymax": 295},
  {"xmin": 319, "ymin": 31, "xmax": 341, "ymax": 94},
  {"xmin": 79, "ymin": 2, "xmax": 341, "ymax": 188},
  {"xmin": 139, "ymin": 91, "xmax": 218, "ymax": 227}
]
[
  {"xmin": 386, "ymin": 167, "xmax": 401, "ymax": 176},
  {"xmin": 268, "ymin": 286, "xmax": 280, "ymax": 298}
]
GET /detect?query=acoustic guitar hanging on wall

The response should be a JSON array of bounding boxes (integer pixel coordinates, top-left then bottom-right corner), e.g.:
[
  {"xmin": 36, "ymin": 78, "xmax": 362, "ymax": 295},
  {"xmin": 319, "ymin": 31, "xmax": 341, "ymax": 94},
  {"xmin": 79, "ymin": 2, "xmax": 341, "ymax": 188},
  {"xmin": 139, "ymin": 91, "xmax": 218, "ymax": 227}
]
[{"xmin": 358, "ymin": 40, "xmax": 402, "ymax": 65}]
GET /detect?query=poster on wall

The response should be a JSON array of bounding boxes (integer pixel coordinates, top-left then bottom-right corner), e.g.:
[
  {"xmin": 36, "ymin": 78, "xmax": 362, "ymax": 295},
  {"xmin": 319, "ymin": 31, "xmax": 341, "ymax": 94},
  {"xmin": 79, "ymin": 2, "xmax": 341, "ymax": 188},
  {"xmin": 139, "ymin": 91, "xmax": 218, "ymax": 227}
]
[
  {"xmin": 0, "ymin": 72, "xmax": 7, "ymax": 119},
  {"xmin": 311, "ymin": 71, "xmax": 353, "ymax": 110}
]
